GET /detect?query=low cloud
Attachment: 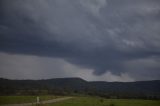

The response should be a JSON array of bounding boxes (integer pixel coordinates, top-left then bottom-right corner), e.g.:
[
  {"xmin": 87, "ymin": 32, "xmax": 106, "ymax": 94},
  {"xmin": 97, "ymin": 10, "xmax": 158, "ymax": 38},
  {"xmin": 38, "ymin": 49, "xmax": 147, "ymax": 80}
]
[{"xmin": 0, "ymin": 52, "xmax": 134, "ymax": 82}]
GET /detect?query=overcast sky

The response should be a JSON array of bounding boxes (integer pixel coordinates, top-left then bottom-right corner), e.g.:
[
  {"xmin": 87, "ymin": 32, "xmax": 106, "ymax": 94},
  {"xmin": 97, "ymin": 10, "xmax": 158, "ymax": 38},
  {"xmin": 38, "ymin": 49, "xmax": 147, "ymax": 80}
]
[{"xmin": 0, "ymin": 0, "xmax": 160, "ymax": 82}]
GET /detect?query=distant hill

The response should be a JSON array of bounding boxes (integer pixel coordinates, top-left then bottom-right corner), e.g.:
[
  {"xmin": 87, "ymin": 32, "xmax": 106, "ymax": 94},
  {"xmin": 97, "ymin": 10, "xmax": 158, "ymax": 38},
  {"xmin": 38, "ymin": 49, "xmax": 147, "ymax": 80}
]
[{"xmin": 0, "ymin": 78, "xmax": 160, "ymax": 99}]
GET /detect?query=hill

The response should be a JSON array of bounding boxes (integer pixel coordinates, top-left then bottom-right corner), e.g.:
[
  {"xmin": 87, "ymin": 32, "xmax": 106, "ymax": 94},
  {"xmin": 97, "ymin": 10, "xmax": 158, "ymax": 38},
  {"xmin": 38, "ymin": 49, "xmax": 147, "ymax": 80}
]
[{"xmin": 0, "ymin": 78, "xmax": 160, "ymax": 99}]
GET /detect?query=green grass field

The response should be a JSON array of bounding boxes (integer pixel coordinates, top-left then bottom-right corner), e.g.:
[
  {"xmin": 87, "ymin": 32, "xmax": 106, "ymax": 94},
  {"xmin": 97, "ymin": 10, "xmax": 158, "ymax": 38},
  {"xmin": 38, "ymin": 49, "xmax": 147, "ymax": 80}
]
[
  {"xmin": 0, "ymin": 96, "xmax": 160, "ymax": 106},
  {"xmin": 0, "ymin": 95, "xmax": 60, "ymax": 105},
  {"xmin": 46, "ymin": 97, "xmax": 160, "ymax": 106}
]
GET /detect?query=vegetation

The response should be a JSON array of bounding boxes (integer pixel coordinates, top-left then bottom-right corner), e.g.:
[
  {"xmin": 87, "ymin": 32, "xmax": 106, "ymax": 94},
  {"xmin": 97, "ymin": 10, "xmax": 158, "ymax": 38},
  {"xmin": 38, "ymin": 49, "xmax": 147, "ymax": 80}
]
[
  {"xmin": 0, "ymin": 78, "xmax": 160, "ymax": 99},
  {"xmin": 0, "ymin": 95, "xmax": 60, "ymax": 105},
  {"xmin": 0, "ymin": 96, "xmax": 159, "ymax": 106},
  {"xmin": 38, "ymin": 97, "xmax": 160, "ymax": 106}
]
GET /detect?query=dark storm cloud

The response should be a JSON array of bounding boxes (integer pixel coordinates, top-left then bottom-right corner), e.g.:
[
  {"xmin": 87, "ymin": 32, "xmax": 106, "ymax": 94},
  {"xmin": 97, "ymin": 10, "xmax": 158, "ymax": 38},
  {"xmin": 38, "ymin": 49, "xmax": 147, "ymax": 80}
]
[{"xmin": 0, "ymin": 0, "xmax": 160, "ymax": 80}]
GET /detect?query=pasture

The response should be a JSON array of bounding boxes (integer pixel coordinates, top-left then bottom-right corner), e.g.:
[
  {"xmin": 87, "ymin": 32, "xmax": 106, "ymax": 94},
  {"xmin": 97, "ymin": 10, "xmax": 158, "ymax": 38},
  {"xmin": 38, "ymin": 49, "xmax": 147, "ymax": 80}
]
[
  {"xmin": 0, "ymin": 95, "xmax": 60, "ymax": 105},
  {"xmin": 45, "ymin": 97, "xmax": 160, "ymax": 106},
  {"xmin": 0, "ymin": 96, "xmax": 159, "ymax": 106}
]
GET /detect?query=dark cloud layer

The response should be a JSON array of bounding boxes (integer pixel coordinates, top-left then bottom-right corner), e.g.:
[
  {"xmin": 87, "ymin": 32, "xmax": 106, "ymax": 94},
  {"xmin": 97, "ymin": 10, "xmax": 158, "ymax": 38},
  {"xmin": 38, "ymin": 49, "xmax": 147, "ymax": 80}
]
[{"xmin": 0, "ymin": 0, "xmax": 160, "ymax": 80}]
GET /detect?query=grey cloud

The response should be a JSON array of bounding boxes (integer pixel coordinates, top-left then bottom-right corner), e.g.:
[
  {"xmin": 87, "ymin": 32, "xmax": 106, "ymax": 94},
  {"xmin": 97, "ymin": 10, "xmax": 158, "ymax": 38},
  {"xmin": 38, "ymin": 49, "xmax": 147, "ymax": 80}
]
[
  {"xmin": 125, "ymin": 57, "xmax": 160, "ymax": 80},
  {"xmin": 0, "ymin": 52, "xmax": 134, "ymax": 82},
  {"xmin": 0, "ymin": 0, "xmax": 160, "ymax": 80}
]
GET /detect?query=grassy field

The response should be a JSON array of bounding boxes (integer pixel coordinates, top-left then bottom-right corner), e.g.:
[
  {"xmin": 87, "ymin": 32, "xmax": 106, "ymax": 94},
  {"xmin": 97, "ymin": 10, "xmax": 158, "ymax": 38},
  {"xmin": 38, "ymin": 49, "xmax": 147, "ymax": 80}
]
[
  {"xmin": 45, "ymin": 97, "xmax": 160, "ymax": 106},
  {"xmin": 0, "ymin": 96, "xmax": 160, "ymax": 106},
  {"xmin": 0, "ymin": 95, "xmax": 60, "ymax": 105}
]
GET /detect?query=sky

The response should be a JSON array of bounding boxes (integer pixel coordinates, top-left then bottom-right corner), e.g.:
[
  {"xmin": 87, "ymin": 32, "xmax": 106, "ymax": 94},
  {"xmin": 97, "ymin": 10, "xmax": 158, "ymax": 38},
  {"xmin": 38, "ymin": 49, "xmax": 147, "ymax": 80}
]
[{"xmin": 0, "ymin": 0, "xmax": 160, "ymax": 82}]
